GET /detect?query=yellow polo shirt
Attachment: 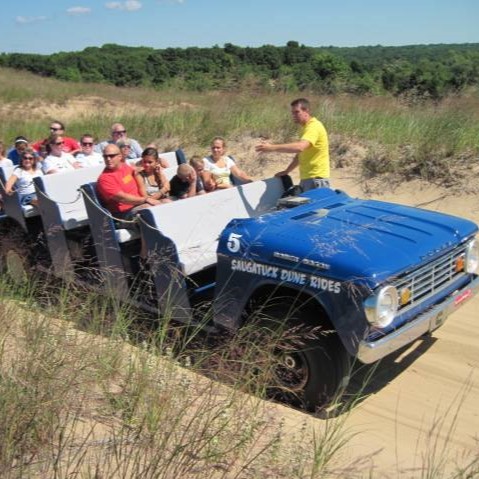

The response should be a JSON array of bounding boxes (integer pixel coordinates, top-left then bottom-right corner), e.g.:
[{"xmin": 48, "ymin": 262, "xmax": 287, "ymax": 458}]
[{"xmin": 298, "ymin": 117, "xmax": 329, "ymax": 180}]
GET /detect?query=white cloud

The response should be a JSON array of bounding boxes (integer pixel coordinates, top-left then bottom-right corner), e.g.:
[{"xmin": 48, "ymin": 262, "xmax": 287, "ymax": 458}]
[
  {"xmin": 67, "ymin": 6, "xmax": 92, "ymax": 15},
  {"xmin": 15, "ymin": 15, "xmax": 47, "ymax": 24},
  {"xmin": 105, "ymin": 1, "xmax": 142, "ymax": 11}
]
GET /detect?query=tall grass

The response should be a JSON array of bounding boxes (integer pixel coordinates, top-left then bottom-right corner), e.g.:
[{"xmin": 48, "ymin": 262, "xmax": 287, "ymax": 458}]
[
  {"xmin": 0, "ymin": 274, "xmax": 370, "ymax": 478},
  {"xmin": 1, "ymin": 273, "xmax": 478, "ymax": 477}
]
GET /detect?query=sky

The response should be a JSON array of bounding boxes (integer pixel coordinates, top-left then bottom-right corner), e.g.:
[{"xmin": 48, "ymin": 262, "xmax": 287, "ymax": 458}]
[{"xmin": 1, "ymin": 0, "xmax": 478, "ymax": 55}]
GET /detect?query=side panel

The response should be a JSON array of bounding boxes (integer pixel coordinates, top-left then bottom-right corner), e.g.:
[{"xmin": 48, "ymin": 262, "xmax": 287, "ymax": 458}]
[
  {"xmin": 212, "ymin": 253, "xmax": 370, "ymax": 356},
  {"xmin": 138, "ymin": 208, "xmax": 193, "ymax": 323},
  {"xmin": 34, "ymin": 179, "xmax": 75, "ymax": 280},
  {"xmin": 81, "ymin": 183, "xmax": 131, "ymax": 298}
]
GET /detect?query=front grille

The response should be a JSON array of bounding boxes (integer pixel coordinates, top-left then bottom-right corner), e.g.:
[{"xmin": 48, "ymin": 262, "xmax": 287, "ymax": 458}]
[{"xmin": 394, "ymin": 243, "xmax": 468, "ymax": 311}]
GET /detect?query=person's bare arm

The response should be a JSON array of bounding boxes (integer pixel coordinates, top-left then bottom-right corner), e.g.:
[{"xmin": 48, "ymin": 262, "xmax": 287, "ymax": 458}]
[
  {"xmin": 185, "ymin": 171, "xmax": 197, "ymax": 197},
  {"xmin": 275, "ymin": 155, "xmax": 299, "ymax": 177},
  {"xmin": 231, "ymin": 165, "xmax": 252, "ymax": 183},
  {"xmin": 255, "ymin": 139, "xmax": 310, "ymax": 154},
  {"xmin": 4, "ymin": 174, "xmax": 19, "ymax": 195},
  {"xmin": 156, "ymin": 169, "xmax": 170, "ymax": 197},
  {"xmin": 110, "ymin": 190, "xmax": 160, "ymax": 206},
  {"xmin": 134, "ymin": 172, "xmax": 147, "ymax": 198}
]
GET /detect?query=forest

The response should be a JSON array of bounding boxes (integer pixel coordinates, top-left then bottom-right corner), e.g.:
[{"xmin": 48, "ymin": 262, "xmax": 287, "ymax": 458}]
[{"xmin": 1, "ymin": 41, "xmax": 478, "ymax": 99}]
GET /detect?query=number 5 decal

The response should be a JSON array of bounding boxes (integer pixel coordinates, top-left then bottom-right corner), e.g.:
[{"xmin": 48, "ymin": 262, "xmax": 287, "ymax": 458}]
[{"xmin": 227, "ymin": 233, "xmax": 242, "ymax": 253}]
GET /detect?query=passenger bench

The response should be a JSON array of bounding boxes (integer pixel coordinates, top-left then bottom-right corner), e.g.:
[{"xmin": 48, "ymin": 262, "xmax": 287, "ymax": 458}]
[
  {"xmin": 80, "ymin": 165, "xmax": 179, "ymax": 298},
  {"xmin": 138, "ymin": 176, "xmax": 289, "ymax": 320},
  {"xmin": 34, "ymin": 165, "xmax": 105, "ymax": 279}
]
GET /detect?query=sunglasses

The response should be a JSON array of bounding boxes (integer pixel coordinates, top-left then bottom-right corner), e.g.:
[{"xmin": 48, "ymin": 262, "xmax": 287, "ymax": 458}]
[
  {"xmin": 50, "ymin": 127, "xmax": 62, "ymax": 131},
  {"xmin": 23, "ymin": 156, "xmax": 34, "ymax": 160},
  {"xmin": 82, "ymin": 142, "xmax": 94, "ymax": 146},
  {"xmin": 103, "ymin": 153, "xmax": 119, "ymax": 159},
  {"xmin": 112, "ymin": 130, "xmax": 126, "ymax": 134}
]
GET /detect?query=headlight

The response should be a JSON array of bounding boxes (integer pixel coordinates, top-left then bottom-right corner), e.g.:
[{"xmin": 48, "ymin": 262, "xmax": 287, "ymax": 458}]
[
  {"xmin": 465, "ymin": 239, "xmax": 479, "ymax": 274},
  {"xmin": 364, "ymin": 285, "xmax": 399, "ymax": 328}
]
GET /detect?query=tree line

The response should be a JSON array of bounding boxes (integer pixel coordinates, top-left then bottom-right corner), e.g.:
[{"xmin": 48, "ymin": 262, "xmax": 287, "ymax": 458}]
[{"xmin": 1, "ymin": 41, "xmax": 478, "ymax": 99}]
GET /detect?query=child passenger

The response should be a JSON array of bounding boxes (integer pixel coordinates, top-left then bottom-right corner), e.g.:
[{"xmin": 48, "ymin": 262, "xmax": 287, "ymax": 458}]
[
  {"xmin": 189, "ymin": 155, "xmax": 210, "ymax": 193},
  {"xmin": 170, "ymin": 163, "xmax": 203, "ymax": 199}
]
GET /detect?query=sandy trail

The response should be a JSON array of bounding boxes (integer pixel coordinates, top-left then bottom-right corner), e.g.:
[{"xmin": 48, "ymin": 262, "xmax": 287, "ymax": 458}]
[{"xmin": 268, "ymin": 166, "xmax": 479, "ymax": 477}]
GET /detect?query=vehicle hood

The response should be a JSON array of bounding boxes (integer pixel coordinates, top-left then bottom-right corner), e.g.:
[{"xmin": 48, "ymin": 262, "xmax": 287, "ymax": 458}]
[{"xmin": 220, "ymin": 188, "xmax": 478, "ymax": 288}]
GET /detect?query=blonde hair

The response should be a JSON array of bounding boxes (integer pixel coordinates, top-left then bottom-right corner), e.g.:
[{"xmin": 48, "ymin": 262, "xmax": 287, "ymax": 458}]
[
  {"xmin": 177, "ymin": 163, "xmax": 193, "ymax": 179},
  {"xmin": 189, "ymin": 155, "xmax": 203, "ymax": 169}
]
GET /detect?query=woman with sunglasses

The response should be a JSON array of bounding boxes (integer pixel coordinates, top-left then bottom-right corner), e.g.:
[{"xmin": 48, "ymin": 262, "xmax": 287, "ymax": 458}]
[
  {"xmin": 73, "ymin": 134, "xmax": 103, "ymax": 168},
  {"xmin": 41, "ymin": 134, "xmax": 77, "ymax": 174},
  {"xmin": 4, "ymin": 148, "xmax": 43, "ymax": 206}
]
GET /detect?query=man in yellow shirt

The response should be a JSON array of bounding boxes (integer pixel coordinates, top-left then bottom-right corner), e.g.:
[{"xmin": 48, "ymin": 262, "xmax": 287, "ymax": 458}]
[{"xmin": 255, "ymin": 98, "xmax": 330, "ymax": 190}]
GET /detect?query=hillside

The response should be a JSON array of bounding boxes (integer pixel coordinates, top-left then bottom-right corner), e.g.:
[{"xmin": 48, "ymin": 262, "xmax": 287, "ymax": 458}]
[{"xmin": 2, "ymin": 42, "xmax": 479, "ymax": 98}]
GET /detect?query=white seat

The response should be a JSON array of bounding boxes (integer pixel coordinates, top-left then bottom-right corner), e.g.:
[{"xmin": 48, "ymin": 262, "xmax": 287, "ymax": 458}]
[
  {"xmin": 35, "ymin": 165, "xmax": 105, "ymax": 229},
  {"xmin": 143, "ymin": 177, "xmax": 286, "ymax": 275}
]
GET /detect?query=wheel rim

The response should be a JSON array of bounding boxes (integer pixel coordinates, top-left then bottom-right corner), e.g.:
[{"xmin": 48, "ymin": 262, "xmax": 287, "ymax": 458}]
[
  {"xmin": 6, "ymin": 250, "xmax": 28, "ymax": 284},
  {"xmin": 272, "ymin": 350, "xmax": 309, "ymax": 392}
]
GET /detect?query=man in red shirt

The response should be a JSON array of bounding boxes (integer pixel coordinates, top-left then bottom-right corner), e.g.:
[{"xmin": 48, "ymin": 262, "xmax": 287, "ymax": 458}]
[
  {"xmin": 96, "ymin": 144, "xmax": 161, "ymax": 219},
  {"xmin": 32, "ymin": 120, "xmax": 81, "ymax": 157}
]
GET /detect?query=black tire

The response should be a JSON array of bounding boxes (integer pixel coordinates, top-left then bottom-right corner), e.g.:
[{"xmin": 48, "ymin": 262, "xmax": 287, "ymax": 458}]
[
  {"xmin": 250, "ymin": 298, "xmax": 350, "ymax": 412},
  {"xmin": 0, "ymin": 227, "xmax": 38, "ymax": 285}
]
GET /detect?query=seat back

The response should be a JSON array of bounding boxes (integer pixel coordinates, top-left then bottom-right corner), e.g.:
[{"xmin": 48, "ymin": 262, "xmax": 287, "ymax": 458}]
[
  {"xmin": 34, "ymin": 165, "xmax": 105, "ymax": 230},
  {"xmin": 140, "ymin": 176, "xmax": 287, "ymax": 275}
]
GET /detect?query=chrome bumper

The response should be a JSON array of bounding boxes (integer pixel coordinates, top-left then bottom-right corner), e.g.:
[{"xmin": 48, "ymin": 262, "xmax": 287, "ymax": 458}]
[{"xmin": 357, "ymin": 275, "xmax": 479, "ymax": 364}]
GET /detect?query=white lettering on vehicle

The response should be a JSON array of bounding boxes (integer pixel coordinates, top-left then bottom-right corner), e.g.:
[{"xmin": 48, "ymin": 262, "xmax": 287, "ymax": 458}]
[
  {"xmin": 226, "ymin": 233, "xmax": 242, "ymax": 253},
  {"xmin": 310, "ymin": 275, "xmax": 341, "ymax": 294},
  {"xmin": 230, "ymin": 260, "xmax": 341, "ymax": 293}
]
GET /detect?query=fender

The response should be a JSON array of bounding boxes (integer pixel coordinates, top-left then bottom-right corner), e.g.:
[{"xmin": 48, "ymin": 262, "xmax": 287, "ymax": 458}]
[{"xmin": 213, "ymin": 253, "xmax": 371, "ymax": 356}]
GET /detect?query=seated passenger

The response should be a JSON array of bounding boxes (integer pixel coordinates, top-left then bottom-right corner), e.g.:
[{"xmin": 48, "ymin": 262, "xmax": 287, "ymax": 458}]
[
  {"xmin": 73, "ymin": 134, "xmax": 104, "ymax": 168},
  {"xmin": 144, "ymin": 143, "xmax": 170, "ymax": 168},
  {"xmin": 96, "ymin": 123, "xmax": 142, "ymax": 160},
  {"xmin": 189, "ymin": 155, "xmax": 209, "ymax": 194},
  {"xmin": 170, "ymin": 164, "xmax": 202, "ymax": 199},
  {"xmin": 96, "ymin": 144, "xmax": 161, "ymax": 220},
  {"xmin": 7, "ymin": 136, "xmax": 30, "ymax": 166},
  {"xmin": 32, "ymin": 120, "xmax": 80, "ymax": 157},
  {"xmin": 203, "ymin": 137, "xmax": 252, "ymax": 191},
  {"xmin": 4, "ymin": 148, "xmax": 43, "ymax": 206},
  {"xmin": 137, "ymin": 147, "xmax": 171, "ymax": 202},
  {"xmin": 42, "ymin": 135, "xmax": 77, "ymax": 174},
  {"xmin": 0, "ymin": 141, "xmax": 14, "ymax": 168},
  {"xmin": 117, "ymin": 138, "xmax": 133, "ymax": 163}
]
